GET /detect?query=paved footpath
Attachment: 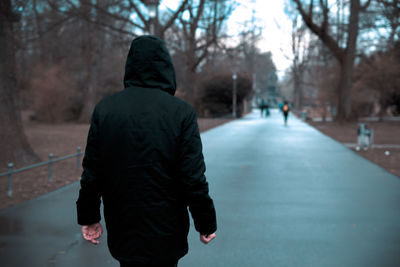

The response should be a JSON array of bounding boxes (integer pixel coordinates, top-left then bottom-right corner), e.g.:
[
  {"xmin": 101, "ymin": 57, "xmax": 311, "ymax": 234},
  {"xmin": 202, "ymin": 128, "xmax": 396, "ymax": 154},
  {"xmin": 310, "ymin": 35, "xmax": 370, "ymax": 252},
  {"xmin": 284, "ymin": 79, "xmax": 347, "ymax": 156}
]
[{"xmin": 1, "ymin": 110, "xmax": 400, "ymax": 267}]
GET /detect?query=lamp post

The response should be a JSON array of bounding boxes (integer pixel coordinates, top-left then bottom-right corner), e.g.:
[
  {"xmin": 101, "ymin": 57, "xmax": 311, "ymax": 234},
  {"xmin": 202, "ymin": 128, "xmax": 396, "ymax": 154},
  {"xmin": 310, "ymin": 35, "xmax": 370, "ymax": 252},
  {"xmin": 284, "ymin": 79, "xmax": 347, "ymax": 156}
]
[
  {"xmin": 143, "ymin": 0, "xmax": 158, "ymax": 35},
  {"xmin": 232, "ymin": 72, "xmax": 237, "ymax": 118},
  {"xmin": 227, "ymin": 47, "xmax": 239, "ymax": 118}
]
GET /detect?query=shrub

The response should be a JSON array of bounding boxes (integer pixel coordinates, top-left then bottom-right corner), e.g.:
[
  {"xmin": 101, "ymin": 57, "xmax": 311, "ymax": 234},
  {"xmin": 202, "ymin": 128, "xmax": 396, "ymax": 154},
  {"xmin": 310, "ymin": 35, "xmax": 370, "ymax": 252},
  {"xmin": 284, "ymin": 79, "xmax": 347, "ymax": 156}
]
[
  {"xmin": 30, "ymin": 64, "xmax": 78, "ymax": 123},
  {"xmin": 198, "ymin": 73, "xmax": 252, "ymax": 117}
]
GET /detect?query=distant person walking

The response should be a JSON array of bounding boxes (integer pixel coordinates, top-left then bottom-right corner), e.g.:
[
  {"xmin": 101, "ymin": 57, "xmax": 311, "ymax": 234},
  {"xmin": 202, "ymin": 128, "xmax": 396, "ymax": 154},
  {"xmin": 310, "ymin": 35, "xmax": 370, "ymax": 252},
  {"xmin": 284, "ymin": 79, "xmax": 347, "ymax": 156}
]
[
  {"xmin": 76, "ymin": 35, "xmax": 217, "ymax": 267},
  {"xmin": 259, "ymin": 98, "xmax": 270, "ymax": 118},
  {"xmin": 278, "ymin": 102, "xmax": 283, "ymax": 117},
  {"xmin": 259, "ymin": 98, "xmax": 266, "ymax": 117},
  {"xmin": 265, "ymin": 101, "xmax": 270, "ymax": 117},
  {"xmin": 282, "ymin": 101, "xmax": 290, "ymax": 125}
]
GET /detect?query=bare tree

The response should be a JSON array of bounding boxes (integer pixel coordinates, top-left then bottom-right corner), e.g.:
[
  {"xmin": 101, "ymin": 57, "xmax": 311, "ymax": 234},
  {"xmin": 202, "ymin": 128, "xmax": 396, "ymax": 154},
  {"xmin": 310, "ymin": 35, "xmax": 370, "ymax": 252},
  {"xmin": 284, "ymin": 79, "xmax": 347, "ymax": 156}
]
[
  {"xmin": 79, "ymin": 0, "xmax": 102, "ymax": 122},
  {"xmin": 353, "ymin": 45, "xmax": 400, "ymax": 119},
  {"xmin": 71, "ymin": 0, "xmax": 189, "ymax": 120},
  {"xmin": 254, "ymin": 52, "xmax": 277, "ymax": 102},
  {"xmin": 292, "ymin": 0, "xmax": 371, "ymax": 121},
  {"xmin": 377, "ymin": 0, "xmax": 400, "ymax": 48},
  {"xmin": 173, "ymin": 0, "xmax": 234, "ymax": 105},
  {"xmin": 87, "ymin": 0, "xmax": 189, "ymax": 39},
  {"xmin": 238, "ymin": 9, "xmax": 262, "ymax": 93},
  {"xmin": 290, "ymin": 15, "xmax": 307, "ymax": 111},
  {"xmin": 0, "ymin": 0, "xmax": 39, "ymax": 166}
]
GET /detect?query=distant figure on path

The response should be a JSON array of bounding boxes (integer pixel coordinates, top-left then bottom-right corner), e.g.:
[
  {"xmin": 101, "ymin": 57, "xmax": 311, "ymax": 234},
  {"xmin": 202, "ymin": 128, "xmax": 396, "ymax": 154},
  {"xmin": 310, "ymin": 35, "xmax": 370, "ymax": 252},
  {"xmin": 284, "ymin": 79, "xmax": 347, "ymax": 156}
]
[
  {"xmin": 76, "ymin": 35, "xmax": 217, "ymax": 267},
  {"xmin": 282, "ymin": 101, "xmax": 290, "ymax": 125},
  {"xmin": 259, "ymin": 98, "xmax": 266, "ymax": 117},
  {"xmin": 278, "ymin": 101, "xmax": 283, "ymax": 112},
  {"xmin": 259, "ymin": 98, "xmax": 270, "ymax": 117},
  {"xmin": 265, "ymin": 101, "xmax": 270, "ymax": 117}
]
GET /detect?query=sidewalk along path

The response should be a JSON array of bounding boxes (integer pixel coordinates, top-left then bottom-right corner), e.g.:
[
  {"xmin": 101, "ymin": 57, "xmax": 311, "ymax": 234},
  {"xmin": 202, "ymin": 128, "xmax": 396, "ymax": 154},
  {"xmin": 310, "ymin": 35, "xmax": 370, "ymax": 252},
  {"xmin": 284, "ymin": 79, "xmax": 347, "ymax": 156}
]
[{"xmin": 0, "ymin": 109, "xmax": 399, "ymax": 267}]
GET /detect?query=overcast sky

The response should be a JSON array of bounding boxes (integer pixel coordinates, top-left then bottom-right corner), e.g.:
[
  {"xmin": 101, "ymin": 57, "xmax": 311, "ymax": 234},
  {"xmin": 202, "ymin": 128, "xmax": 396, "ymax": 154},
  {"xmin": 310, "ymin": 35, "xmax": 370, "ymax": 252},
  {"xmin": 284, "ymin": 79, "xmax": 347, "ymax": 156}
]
[
  {"xmin": 160, "ymin": 0, "xmax": 293, "ymax": 77},
  {"xmin": 226, "ymin": 0, "xmax": 293, "ymax": 76}
]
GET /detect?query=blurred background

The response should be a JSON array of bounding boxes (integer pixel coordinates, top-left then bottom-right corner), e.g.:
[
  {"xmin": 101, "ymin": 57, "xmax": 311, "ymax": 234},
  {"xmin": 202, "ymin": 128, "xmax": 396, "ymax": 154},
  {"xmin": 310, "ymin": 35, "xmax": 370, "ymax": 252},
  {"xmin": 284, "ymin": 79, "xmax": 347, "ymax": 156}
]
[{"xmin": 0, "ymin": 0, "xmax": 399, "ymax": 208}]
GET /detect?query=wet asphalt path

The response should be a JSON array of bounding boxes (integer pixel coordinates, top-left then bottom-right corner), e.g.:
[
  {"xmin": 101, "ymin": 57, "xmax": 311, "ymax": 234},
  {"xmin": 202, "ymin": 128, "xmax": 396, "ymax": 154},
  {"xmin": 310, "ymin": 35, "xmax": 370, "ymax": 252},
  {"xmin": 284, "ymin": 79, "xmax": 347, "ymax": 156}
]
[{"xmin": 1, "ymin": 109, "xmax": 400, "ymax": 267}]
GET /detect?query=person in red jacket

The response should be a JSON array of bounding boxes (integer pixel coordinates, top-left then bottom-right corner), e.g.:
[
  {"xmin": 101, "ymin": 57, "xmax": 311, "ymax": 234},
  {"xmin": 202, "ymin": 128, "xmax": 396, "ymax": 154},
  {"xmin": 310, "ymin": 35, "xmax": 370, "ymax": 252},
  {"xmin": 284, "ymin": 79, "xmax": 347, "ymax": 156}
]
[
  {"xmin": 282, "ymin": 101, "xmax": 290, "ymax": 125},
  {"xmin": 76, "ymin": 35, "xmax": 217, "ymax": 267}
]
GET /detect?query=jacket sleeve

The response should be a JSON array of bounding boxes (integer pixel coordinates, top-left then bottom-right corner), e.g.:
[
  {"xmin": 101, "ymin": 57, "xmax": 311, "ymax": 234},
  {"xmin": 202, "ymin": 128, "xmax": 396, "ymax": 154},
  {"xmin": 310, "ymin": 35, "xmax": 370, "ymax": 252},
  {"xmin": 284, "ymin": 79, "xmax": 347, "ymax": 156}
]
[
  {"xmin": 76, "ymin": 107, "xmax": 102, "ymax": 225},
  {"xmin": 178, "ymin": 108, "xmax": 217, "ymax": 235}
]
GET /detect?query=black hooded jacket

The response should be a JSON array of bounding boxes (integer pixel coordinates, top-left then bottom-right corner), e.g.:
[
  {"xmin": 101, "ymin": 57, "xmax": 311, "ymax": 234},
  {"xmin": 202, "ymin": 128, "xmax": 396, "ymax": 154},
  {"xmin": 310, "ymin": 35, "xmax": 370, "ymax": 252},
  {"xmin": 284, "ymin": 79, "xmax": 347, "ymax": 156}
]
[{"xmin": 76, "ymin": 36, "xmax": 217, "ymax": 264}]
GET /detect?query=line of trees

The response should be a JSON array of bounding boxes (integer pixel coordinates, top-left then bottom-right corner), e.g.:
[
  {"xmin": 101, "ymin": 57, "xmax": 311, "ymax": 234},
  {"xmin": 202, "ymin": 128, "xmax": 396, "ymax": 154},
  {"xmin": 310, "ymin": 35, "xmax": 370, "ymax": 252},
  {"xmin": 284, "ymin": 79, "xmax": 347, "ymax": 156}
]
[
  {"xmin": 1, "ymin": 0, "xmax": 278, "ymax": 166},
  {"xmin": 282, "ymin": 0, "xmax": 400, "ymax": 121}
]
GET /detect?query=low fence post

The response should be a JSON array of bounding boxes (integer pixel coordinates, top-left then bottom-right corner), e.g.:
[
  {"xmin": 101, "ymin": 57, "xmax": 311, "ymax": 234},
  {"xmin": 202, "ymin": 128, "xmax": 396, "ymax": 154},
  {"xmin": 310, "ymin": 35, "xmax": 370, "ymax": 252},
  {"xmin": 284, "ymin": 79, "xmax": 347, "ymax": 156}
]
[
  {"xmin": 77, "ymin": 147, "xmax": 81, "ymax": 169},
  {"xmin": 8, "ymin": 163, "xmax": 14, "ymax": 197},
  {"xmin": 49, "ymin": 153, "xmax": 53, "ymax": 182}
]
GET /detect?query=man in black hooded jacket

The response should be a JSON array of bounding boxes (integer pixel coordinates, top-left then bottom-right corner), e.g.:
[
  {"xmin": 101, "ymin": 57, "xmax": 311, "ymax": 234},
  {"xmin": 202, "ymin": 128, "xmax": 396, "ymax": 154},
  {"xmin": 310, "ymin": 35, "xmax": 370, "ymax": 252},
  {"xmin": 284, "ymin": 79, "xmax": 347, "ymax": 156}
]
[{"xmin": 76, "ymin": 35, "xmax": 217, "ymax": 267}]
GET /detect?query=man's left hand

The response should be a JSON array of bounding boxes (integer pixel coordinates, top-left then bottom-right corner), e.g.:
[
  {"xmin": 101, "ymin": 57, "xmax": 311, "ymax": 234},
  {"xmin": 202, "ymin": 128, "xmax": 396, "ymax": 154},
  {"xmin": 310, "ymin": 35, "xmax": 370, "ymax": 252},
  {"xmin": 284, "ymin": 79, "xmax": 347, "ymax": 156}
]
[{"xmin": 200, "ymin": 233, "xmax": 216, "ymax": 244}]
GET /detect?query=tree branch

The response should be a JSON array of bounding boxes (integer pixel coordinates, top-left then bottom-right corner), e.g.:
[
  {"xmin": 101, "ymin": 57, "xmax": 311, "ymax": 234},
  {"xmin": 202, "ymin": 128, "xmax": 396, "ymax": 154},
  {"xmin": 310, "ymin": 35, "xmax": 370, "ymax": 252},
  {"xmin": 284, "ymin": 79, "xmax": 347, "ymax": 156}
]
[
  {"xmin": 193, "ymin": 46, "xmax": 209, "ymax": 70},
  {"xmin": 308, "ymin": 0, "xmax": 314, "ymax": 17},
  {"xmin": 191, "ymin": 0, "xmax": 205, "ymax": 36},
  {"xmin": 162, "ymin": 0, "xmax": 189, "ymax": 33},
  {"xmin": 129, "ymin": 0, "xmax": 147, "ymax": 25},
  {"xmin": 293, "ymin": 0, "xmax": 344, "ymax": 62},
  {"xmin": 360, "ymin": 0, "xmax": 372, "ymax": 12},
  {"xmin": 320, "ymin": 0, "xmax": 329, "ymax": 33},
  {"xmin": 21, "ymin": 15, "xmax": 77, "ymax": 45},
  {"xmin": 92, "ymin": 19, "xmax": 137, "ymax": 37},
  {"xmin": 92, "ymin": 3, "xmax": 145, "ymax": 30},
  {"xmin": 179, "ymin": 17, "xmax": 189, "ymax": 40}
]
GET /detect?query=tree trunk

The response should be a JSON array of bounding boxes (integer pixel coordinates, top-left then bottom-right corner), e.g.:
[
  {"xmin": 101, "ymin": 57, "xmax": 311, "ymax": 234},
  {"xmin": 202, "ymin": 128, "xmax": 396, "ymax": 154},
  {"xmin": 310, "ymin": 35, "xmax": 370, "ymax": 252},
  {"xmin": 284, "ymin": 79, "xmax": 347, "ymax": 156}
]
[
  {"xmin": 183, "ymin": 34, "xmax": 198, "ymax": 106},
  {"xmin": 79, "ymin": 0, "xmax": 100, "ymax": 122},
  {"xmin": 0, "ymin": 0, "xmax": 39, "ymax": 167},
  {"xmin": 293, "ymin": 0, "xmax": 366, "ymax": 122},
  {"xmin": 378, "ymin": 92, "xmax": 387, "ymax": 122},
  {"xmin": 293, "ymin": 66, "xmax": 303, "ymax": 111},
  {"xmin": 336, "ymin": 0, "xmax": 360, "ymax": 121},
  {"xmin": 183, "ymin": 66, "xmax": 198, "ymax": 106},
  {"xmin": 33, "ymin": 0, "xmax": 46, "ymax": 62},
  {"xmin": 337, "ymin": 58, "xmax": 352, "ymax": 121}
]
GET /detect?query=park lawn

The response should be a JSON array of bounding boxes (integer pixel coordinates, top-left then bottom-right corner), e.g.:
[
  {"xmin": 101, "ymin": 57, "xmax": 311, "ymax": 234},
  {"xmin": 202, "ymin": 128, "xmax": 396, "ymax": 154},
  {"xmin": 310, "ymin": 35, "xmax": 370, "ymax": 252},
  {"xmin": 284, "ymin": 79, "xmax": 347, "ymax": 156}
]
[
  {"xmin": 0, "ymin": 117, "xmax": 232, "ymax": 210},
  {"xmin": 3, "ymin": 115, "xmax": 398, "ymax": 211},
  {"xmin": 309, "ymin": 120, "xmax": 400, "ymax": 179}
]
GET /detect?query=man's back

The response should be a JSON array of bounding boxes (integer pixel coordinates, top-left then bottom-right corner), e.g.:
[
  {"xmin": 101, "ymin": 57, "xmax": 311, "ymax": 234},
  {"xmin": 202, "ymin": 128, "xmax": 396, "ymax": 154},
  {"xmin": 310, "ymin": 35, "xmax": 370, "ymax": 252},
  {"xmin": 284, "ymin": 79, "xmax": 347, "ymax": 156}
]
[{"xmin": 97, "ymin": 86, "xmax": 189, "ymax": 173}]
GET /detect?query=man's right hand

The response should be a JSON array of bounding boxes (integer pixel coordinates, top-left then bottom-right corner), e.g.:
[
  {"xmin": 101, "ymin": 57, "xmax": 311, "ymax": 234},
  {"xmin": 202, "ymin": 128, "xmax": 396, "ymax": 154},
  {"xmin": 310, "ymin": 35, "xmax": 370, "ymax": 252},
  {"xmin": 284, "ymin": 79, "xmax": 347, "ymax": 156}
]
[
  {"xmin": 200, "ymin": 233, "xmax": 216, "ymax": 244},
  {"xmin": 82, "ymin": 222, "xmax": 103, "ymax": 245}
]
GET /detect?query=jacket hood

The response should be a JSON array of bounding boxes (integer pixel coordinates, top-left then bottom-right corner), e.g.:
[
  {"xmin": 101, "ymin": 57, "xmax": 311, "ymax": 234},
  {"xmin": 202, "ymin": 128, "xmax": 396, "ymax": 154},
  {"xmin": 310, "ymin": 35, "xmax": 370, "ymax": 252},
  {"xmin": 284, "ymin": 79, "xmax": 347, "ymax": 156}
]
[{"xmin": 123, "ymin": 35, "xmax": 176, "ymax": 96}]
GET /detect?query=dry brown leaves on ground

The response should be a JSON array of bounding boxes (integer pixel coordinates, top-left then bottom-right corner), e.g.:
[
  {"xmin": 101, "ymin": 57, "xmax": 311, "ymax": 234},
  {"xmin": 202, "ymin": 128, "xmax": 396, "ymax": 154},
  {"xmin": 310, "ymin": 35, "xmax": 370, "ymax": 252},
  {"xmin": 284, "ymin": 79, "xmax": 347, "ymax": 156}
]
[
  {"xmin": 309, "ymin": 120, "xmax": 400, "ymax": 178},
  {"xmin": 0, "ymin": 118, "xmax": 232, "ymax": 210}
]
